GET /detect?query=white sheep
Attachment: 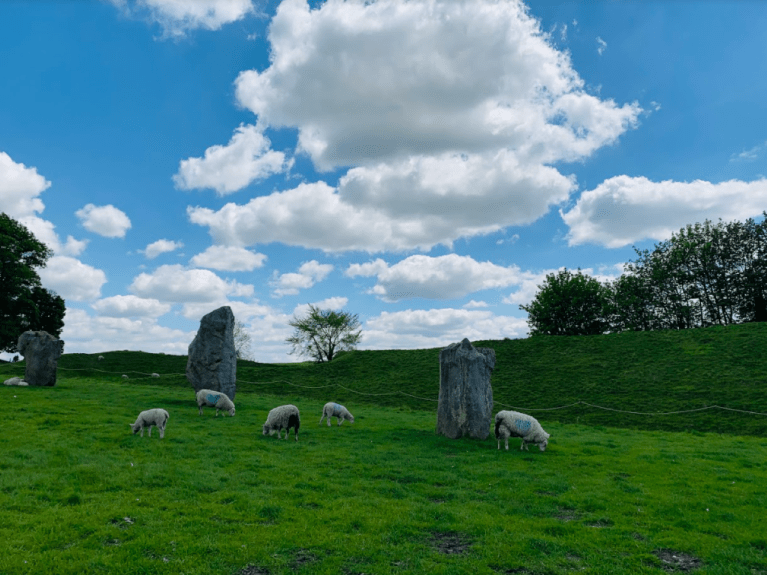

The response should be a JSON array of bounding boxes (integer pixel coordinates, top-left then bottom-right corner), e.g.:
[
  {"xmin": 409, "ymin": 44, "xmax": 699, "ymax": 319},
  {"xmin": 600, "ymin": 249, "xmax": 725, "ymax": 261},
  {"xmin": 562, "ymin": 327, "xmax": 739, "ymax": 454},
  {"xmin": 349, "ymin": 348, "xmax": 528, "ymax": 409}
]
[
  {"xmin": 263, "ymin": 404, "xmax": 300, "ymax": 441},
  {"xmin": 319, "ymin": 402, "xmax": 354, "ymax": 426},
  {"xmin": 3, "ymin": 377, "xmax": 28, "ymax": 387},
  {"xmin": 195, "ymin": 389, "xmax": 235, "ymax": 417},
  {"xmin": 151, "ymin": 373, "xmax": 160, "ymax": 378},
  {"xmin": 122, "ymin": 375, "xmax": 128, "ymax": 379},
  {"xmin": 494, "ymin": 410, "xmax": 551, "ymax": 452},
  {"xmin": 130, "ymin": 408, "xmax": 169, "ymax": 438},
  {"xmin": 98, "ymin": 355, "xmax": 104, "ymax": 361}
]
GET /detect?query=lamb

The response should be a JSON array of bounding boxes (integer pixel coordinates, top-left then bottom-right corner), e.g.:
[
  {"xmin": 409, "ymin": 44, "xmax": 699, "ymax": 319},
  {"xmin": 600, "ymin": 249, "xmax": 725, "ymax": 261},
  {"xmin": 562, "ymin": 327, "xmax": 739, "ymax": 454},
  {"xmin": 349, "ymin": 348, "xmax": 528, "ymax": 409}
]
[
  {"xmin": 319, "ymin": 402, "xmax": 354, "ymax": 426},
  {"xmin": 262, "ymin": 404, "xmax": 300, "ymax": 441},
  {"xmin": 151, "ymin": 373, "xmax": 160, "ymax": 378},
  {"xmin": 3, "ymin": 377, "xmax": 28, "ymax": 386},
  {"xmin": 122, "ymin": 375, "xmax": 128, "ymax": 379},
  {"xmin": 494, "ymin": 410, "xmax": 550, "ymax": 452},
  {"xmin": 98, "ymin": 355, "xmax": 104, "ymax": 361},
  {"xmin": 130, "ymin": 408, "xmax": 169, "ymax": 438},
  {"xmin": 195, "ymin": 389, "xmax": 235, "ymax": 417}
]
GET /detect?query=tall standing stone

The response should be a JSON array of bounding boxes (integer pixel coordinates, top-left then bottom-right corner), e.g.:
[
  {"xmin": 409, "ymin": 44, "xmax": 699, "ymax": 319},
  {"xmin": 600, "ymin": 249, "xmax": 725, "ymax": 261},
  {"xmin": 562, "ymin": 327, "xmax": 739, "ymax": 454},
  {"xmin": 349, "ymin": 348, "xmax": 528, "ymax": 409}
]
[
  {"xmin": 17, "ymin": 330, "xmax": 64, "ymax": 387},
  {"xmin": 186, "ymin": 306, "xmax": 237, "ymax": 400},
  {"xmin": 436, "ymin": 338, "xmax": 495, "ymax": 440}
]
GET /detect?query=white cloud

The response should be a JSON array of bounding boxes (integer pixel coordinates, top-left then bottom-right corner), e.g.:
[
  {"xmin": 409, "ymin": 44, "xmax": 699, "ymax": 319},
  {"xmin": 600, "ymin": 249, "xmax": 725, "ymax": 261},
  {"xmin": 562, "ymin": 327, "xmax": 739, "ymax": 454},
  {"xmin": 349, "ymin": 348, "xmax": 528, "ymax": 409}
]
[
  {"xmin": 61, "ymin": 307, "xmax": 194, "ymax": 356},
  {"xmin": 189, "ymin": 245, "xmax": 267, "ymax": 271},
  {"xmin": 270, "ymin": 259, "xmax": 334, "ymax": 297},
  {"xmin": 292, "ymin": 296, "xmax": 349, "ymax": 318},
  {"xmin": 107, "ymin": 0, "xmax": 257, "ymax": 38},
  {"xmin": 144, "ymin": 239, "xmax": 184, "ymax": 259},
  {"xmin": 596, "ymin": 36, "xmax": 607, "ymax": 55},
  {"xmin": 0, "ymin": 151, "xmax": 50, "ymax": 218},
  {"xmin": 463, "ymin": 300, "xmax": 489, "ymax": 309},
  {"xmin": 560, "ymin": 175, "xmax": 767, "ymax": 248},
  {"xmin": 345, "ymin": 253, "xmax": 523, "ymax": 302},
  {"xmin": 91, "ymin": 295, "xmax": 172, "ymax": 318},
  {"xmin": 361, "ymin": 308, "xmax": 529, "ymax": 351},
  {"xmin": 75, "ymin": 204, "xmax": 132, "ymax": 238},
  {"xmin": 129, "ymin": 264, "xmax": 254, "ymax": 302},
  {"xmin": 174, "ymin": 124, "xmax": 291, "ymax": 195},
  {"xmin": 184, "ymin": 0, "xmax": 640, "ymax": 253},
  {"xmin": 37, "ymin": 256, "xmax": 108, "ymax": 301}
]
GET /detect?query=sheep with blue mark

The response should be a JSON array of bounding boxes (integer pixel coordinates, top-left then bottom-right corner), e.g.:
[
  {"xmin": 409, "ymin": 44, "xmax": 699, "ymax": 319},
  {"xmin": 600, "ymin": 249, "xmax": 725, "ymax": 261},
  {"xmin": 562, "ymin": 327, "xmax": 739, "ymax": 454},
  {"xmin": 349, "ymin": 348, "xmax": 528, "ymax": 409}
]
[
  {"xmin": 319, "ymin": 402, "xmax": 354, "ymax": 426},
  {"xmin": 263, "ymin": 404, "xmax": 300, "ymax": 441},
  {"xmin": 494, "ymin": 410, "xmax": 550, "ymax": 452},
  {"xmin": 130, "ymin": 408, "xmax": 169, "ymax": 438},
  {"xmin": 196, "ymin": 389, "xmax": 235, "ymax": 417}
]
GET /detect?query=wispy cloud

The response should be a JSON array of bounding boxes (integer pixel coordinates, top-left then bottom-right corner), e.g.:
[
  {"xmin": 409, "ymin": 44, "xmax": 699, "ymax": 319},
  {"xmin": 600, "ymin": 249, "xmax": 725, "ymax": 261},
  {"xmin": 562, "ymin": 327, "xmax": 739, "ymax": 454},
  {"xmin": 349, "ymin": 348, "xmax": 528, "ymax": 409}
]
[
  {"xmin": 596, "ymin": 36, "xmax": 607, "ymax": 55},
  {"xmin": 730, "ymin": 140, "xmax": 767, "ymax": 162}
]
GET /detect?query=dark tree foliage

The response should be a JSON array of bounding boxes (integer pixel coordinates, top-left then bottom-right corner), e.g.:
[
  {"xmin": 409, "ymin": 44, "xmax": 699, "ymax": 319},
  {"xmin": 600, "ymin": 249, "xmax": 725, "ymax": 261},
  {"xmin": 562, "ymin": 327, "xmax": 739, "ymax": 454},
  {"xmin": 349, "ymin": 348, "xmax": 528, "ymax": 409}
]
[
  {"xmin": 606, "ymin": 272, "xmax": 658, "ymax": 332},
  {"xmin": 0, "ymin": 212, "xmax": 66, "ymax": 353},
  {"xmin": 519, "ymin": 268, "xmax": 612, "ymax": 336},
  {"xmin": 286, "ymin": 304, "xmax": 362, "ymax": 362}
]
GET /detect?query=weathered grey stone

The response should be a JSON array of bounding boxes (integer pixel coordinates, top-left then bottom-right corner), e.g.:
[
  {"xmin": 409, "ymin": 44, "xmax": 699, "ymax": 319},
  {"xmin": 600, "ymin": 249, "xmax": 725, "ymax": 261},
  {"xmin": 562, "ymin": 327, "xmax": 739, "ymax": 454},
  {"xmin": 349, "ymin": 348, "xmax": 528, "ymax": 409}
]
[
  {"xmin": 186, "ymin": 306, "xmax": 237, "ymax": 400},
  {"xmin": 436, "ymin": 338, "xmax": 495, "ymax": 440},
  {"xmin": 17, "ymin": 330, "xmax": 64, "ymax": 387}
]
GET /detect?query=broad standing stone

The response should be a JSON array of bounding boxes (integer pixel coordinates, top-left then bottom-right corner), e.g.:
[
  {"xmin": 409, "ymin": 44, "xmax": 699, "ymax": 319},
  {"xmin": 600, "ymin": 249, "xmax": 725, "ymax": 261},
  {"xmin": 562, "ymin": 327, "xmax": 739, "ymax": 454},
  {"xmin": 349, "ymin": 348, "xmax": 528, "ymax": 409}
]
[
  {"xmin": 186, "ymin": 306, "xmax": 237, "ymax": 400},
  {"xmin": 436, "ymin": 338, "xmax": 495, "ymax": 440},
  {"xmin": 17, "ymin": 330, "xmax": 64, "ymax": 387}
]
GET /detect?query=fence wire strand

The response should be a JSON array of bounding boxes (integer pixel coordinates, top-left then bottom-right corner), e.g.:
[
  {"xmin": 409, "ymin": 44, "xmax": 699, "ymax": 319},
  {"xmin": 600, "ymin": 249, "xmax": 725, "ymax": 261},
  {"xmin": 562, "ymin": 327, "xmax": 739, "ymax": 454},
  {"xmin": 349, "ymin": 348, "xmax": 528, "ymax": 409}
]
[{"xmin": 3, "ymin": 364, "xmax": 766, "ymax": 416}]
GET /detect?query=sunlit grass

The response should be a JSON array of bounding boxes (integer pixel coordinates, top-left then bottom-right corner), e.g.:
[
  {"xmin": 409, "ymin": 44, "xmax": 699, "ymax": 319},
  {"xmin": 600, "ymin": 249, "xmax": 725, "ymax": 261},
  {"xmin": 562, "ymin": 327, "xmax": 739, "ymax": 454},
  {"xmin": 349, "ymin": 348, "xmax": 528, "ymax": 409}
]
[{"xmin": 1, "ymin": 378, "xmax": 766, "ymax": 574}]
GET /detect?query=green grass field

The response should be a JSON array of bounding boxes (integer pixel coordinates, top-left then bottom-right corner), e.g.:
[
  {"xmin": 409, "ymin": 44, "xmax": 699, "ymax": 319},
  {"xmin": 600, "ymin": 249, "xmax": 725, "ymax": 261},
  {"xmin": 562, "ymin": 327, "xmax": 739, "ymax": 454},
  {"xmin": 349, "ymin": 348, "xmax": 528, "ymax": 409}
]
[{"xmin": 1, "ymin": 323, "xmax": 766, "ymax": 574}]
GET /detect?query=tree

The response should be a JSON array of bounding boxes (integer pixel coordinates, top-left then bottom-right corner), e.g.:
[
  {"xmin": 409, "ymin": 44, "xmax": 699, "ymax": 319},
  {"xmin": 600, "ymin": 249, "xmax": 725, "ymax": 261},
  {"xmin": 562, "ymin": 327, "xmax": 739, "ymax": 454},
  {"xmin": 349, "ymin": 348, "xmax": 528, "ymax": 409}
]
[
  {"xmin": 233, "ymin": 318, "xmax": 254, "ymax": 361},
  {"xmin": 606, "ymin": 272, "xmax": 658, "ymax": 332},
  {"xmin": 286, "ymin": 304, "xmax": 362, "ymax": 362},
  {"xmin": 520, "ymin": 268, "xmax": 612, "ymax": 336},
  {"xmin": 0, "ymin": 212, "xmax": 66, "ymax": 353}
]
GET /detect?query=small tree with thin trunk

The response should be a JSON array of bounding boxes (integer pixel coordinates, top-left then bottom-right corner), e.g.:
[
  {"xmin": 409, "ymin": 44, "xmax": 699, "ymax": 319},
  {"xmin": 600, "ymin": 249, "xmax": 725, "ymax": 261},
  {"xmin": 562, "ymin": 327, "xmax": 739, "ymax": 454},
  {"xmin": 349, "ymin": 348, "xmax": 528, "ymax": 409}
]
[
  {"xmin": 286, "ymin": 304, "xmax": 362, "ymax": 362},
  {"xmin": 233, "ymin": 319, "xmax": 254, "ymax": 361}
]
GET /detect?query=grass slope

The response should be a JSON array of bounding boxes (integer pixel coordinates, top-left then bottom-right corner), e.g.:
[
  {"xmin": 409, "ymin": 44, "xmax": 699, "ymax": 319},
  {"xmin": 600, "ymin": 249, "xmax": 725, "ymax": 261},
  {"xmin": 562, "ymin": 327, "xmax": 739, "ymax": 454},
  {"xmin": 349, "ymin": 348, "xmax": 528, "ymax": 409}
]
[
  {"xmin": 1, "ymin": 379, "xmax": 766, "ymax": 574},
  {"xmin": 3, "ymin": 321, "xmax": 765, "ymax": 435}
]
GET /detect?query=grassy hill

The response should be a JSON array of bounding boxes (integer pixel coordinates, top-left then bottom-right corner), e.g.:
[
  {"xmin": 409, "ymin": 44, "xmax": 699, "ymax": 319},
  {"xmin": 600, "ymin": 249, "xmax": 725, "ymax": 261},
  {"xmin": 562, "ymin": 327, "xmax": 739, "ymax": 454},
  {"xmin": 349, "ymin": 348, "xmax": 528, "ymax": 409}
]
[{"xmin": 3, "ymin": 321, "xmax": 766, "ymax": 436}]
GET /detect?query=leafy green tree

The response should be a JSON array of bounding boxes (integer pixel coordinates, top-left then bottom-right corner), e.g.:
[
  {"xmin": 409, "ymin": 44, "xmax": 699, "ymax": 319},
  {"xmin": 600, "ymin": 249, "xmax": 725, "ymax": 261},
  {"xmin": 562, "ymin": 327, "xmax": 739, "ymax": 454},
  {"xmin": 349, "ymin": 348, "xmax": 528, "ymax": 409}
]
[
  {"xmin": 0, "ymin": 212, "xmax": 66, "ymax": 353},
  {"xmin": 726, "ymin": 213, "xmax": 767, "ymax": 323},
  {"xmin": 520, "ymin": 268, "xmax": 612, "ymax": 336},
  {"xmin": 606, "ymin": 272, "xmax": 658, "ymax": 332},
  {"xmin": 286, "ymin": 304, "xmax": 362, "ymax": 362}
]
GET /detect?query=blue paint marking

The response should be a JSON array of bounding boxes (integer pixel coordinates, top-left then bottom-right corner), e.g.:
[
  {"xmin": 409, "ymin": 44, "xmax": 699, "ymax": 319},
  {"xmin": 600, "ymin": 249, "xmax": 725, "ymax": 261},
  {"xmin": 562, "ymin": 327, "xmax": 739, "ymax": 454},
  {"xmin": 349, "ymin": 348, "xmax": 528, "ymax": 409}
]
[
  {"xmin": 206, "ymin": 394, "xmax": 219, "ymax": 404},
  {"xmin": 514, "ymin": 419, "xmax": 532, "ymax": 433},
  {"xmin": 332, "ymin": 403, "xmax": 343, "ymax": 416}
]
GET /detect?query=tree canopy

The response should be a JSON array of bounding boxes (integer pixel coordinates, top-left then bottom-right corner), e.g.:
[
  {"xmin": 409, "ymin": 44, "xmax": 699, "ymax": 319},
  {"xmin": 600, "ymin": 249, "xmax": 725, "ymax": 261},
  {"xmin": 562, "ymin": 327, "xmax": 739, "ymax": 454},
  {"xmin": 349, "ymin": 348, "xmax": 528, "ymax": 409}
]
[
  {"xmin": 519, "ymin": 268, "xmax": 612, "ymax": 336},
  {"xmin": 233, "ymin": 318, "xmax": 254, "ymax": 361},
  {"xmin": 286, "ymin": 304, "xmax": 362, "ymax": 362},
  {"xmin": 0, "ymin": 212, "xmax": 66, "ymax": 353}
]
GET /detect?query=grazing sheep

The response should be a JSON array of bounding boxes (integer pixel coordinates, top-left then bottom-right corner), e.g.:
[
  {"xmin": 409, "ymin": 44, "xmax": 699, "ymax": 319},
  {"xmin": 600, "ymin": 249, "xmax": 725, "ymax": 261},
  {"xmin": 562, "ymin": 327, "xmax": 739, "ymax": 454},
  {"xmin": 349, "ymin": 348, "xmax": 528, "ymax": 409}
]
[
  {"xmin": 98, "ymin": 355, "xmax": 104, "ymax": 361},
  {"xmin": 263, "ymin": 404, "xmax": 300, "ymax": 441},
  {"xmin": 122, "ymin": 375, "xmax": 128, "ymax": 379},
  {"xmin": 151, "ymin": 373, "xmax": 160, "ymax": 378},
  {"xmin": 319, "ymin": 402, "xmax": 355, "ymax": 426},
  {"xmin": 195, "ymin": 389, "xmax": 235, "ymax": 417},
  {"xmin": 494, "ymin": 410, "xmax": 550, "ymax": 452},
  {"xmin": 3, "ymin": 377, "xmax": 28, "ymax": 386},
  {"xmin": 130, "ymin": 408, "xmax": 169, "ymax": 438}
]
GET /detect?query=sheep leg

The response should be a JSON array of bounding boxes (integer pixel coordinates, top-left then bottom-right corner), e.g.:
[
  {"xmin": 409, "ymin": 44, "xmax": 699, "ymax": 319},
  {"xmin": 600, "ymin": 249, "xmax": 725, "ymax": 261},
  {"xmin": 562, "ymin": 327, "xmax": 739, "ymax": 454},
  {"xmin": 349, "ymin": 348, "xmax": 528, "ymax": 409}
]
[
  {"xmin": 159, "ymin": 426, "xmax": 165, "ymax": 439},
  {"xmin": 148, "ymin": 426, "xmax": 152, "ymax": 437},
  {"xmin": 338, "ymin": 417, "xmax": 343, "ymax": 426},
  {"xmin": 319, "ymin": 414, "xmax": 325, "ymax": 425},
  {"xmin": 140, "ymin": 427, "xmax": 145, "ymax": 438},
  {"xmin": 198, "ymin": 405, "xmax": 203, "ymax": 415}
]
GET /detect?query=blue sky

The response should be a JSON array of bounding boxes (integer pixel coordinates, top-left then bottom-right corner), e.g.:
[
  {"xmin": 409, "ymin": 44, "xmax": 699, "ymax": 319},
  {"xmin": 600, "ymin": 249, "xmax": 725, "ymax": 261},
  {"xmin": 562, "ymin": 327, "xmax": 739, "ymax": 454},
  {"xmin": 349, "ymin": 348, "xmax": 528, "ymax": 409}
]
[{"xmin": 1, "ymin": 0, "xmax": 766, "ymax": 363}]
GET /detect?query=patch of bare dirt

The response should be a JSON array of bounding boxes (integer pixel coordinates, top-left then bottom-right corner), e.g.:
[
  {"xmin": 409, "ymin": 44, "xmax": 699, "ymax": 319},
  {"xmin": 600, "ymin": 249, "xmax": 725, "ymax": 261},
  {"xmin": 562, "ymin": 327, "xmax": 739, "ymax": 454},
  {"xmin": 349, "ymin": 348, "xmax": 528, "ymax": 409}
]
[
  {"xmin": 237, "ymin": 565, "xmax": 269, "ymax": 575},
  {"xmin": 430, "ymin": 531, "xmax": 472, "ymax": 555},
  {"xmin": 653, "ymin": 549, "xmax": 703, "ymax": 573}
]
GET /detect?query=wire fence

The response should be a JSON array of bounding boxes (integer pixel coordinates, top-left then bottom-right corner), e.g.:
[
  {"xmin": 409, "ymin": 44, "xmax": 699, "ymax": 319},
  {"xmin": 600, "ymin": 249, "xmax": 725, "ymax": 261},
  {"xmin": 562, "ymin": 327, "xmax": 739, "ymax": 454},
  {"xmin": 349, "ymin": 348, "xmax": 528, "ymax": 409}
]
[{"xmin": 3, "ymin": 363, "xmax": 767, "ymax": 417}]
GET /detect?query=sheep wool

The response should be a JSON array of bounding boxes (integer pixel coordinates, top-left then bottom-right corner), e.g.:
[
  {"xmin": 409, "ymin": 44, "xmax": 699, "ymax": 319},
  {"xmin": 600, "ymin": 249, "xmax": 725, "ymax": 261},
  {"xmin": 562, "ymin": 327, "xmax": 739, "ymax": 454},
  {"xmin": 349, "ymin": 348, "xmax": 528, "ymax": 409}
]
[
  {"xmin": 196, "ymin": 389, "xmax": 236, "ymax": 417},
  {"xmin": 319, "ymin": 402, "xmax": 355, "ymax": 426},
  {"xmin": 494, "ymin": 410, "xmax": 550, "ymax": 452},
  {"xmin": 130, "ymin": 408, "xmax": 169, "ymax": 438},
  {"xmin": 3, "ymin": 377, "xmax": 28, "ymax": 386},
  {"xmin": 263, "ymin": 404, "xmax": 300, "ymax": 441}
]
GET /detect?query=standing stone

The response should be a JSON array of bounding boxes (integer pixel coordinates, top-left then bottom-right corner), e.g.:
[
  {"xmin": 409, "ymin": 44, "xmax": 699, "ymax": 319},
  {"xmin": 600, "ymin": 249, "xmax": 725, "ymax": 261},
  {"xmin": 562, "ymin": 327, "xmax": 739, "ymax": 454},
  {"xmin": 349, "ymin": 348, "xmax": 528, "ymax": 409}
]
[
  {"xmin": 436, "ymin": 338, "xmax": 495, "ymax": 440},
  {"xmin": 186, "ymin": 306, "xmax": 237, "ymax": 400},
  {"xmin": 17, "ymin": 330, "xmax": 64, "ymax": 387}
]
